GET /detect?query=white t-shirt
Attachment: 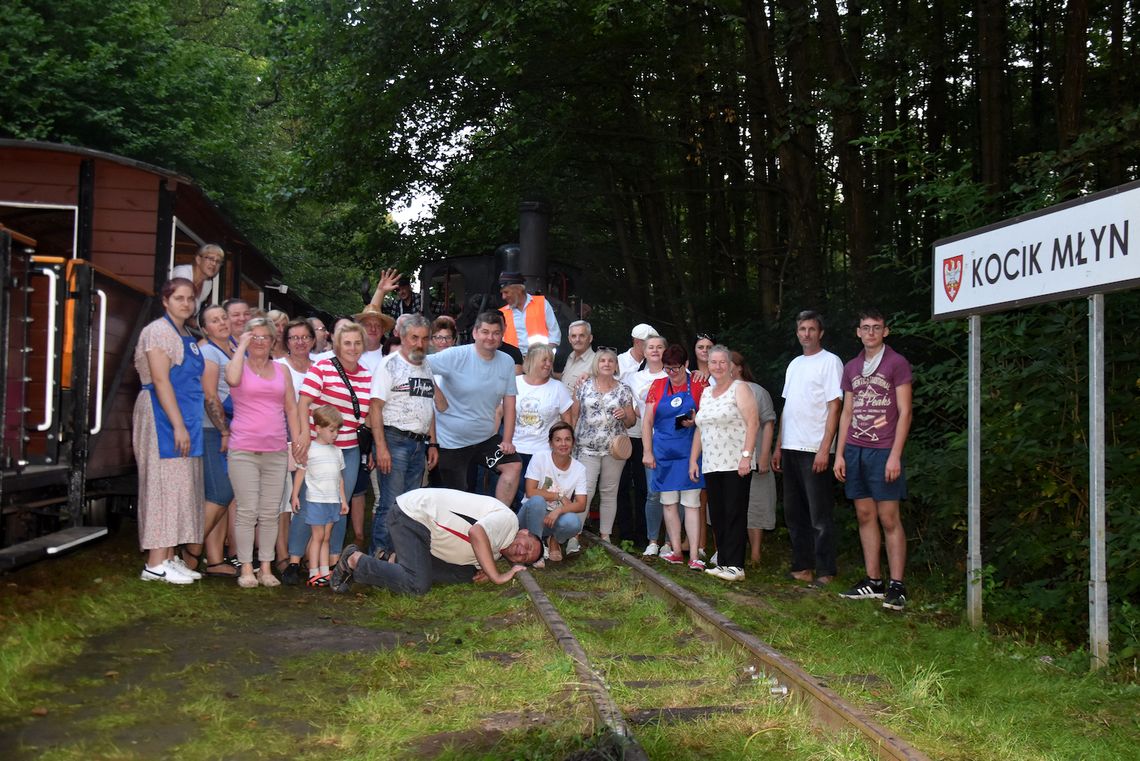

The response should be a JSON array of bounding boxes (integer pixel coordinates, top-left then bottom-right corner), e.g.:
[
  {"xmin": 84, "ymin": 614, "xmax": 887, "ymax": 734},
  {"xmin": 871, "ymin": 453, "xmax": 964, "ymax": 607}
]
[
  {"xmin": 370, "ymin": 352, "xmax": 435, "ymax": 436},
  {"xmin": 172, "ymin": 264, "xmax": 213, "ymax": 309},
  {"xmin": 623, "ymin": 366, "xmax": 667, "ymax": 439},
  {"xmin": 525, "ymin": 451, "xmax": 588, "ymax": 506},
  {"xmin": 396, "ymin": 488, "xmax": 519, "ymax": 566},
  {"xmin": 304, "ymin": 441, "xmax": 345, "ymax": 502},
  {"xmin": 359, "ymin": 347, "xmax": 386, "ymax": 374},
  {"xmin": 274, "ymin": 357, "xmax": 310, "ymax": 402},
  {"xmin": 514, "ymin": 377, "xmax": 573, "ymax": 455},
  {"xmin": 780, "ymin": 350, "xmax": 844, "ymax": 452}
]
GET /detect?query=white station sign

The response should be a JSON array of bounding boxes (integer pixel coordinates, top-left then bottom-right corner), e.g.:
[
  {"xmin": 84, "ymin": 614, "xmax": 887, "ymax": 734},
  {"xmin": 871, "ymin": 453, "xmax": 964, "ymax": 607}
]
[{"xmin": 932, "ymin": 181, "xmax": 1140, "ymax": 318}]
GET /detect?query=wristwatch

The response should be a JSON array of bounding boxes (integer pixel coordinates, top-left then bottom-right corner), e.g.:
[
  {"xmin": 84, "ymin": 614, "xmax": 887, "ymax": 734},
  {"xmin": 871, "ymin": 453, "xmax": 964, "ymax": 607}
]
[{"xmin": 740, "ymin": 450, "xmax": 752, "ymax": 458}]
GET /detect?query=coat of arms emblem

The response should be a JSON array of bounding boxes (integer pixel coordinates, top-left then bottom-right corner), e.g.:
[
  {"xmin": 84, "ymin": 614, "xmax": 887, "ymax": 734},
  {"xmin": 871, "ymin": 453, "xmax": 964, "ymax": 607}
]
[{"xmin": 943, "ymin": 255, "xmax": 963, "ymax": 302}]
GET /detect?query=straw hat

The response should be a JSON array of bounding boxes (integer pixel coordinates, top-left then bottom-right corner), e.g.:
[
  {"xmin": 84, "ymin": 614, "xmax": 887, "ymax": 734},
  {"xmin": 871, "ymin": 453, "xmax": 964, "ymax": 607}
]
[{"xmin": 353, "ymin": 305, "xmax": 396, "ymax": 333}]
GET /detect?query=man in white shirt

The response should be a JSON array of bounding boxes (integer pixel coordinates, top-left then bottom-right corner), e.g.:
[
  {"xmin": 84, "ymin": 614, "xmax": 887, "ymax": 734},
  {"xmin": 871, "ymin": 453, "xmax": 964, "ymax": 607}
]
[
  {"xmin": 617, "ymin": 323, "xmax": 656, "ymax": 378},
  {"xmin": 331, "ymin": 488, "xmax": 541, "ymax": 595},
  {"xmin": 369, "ymin": 315, "xmax": 439, "ymax": 556},
  {"xmin": 171, "ymin": 243, "xmax": 224, "ymax": 312},
  {"xmin": 772, "ymin": 310, "xmax": 844, "ymax": 586},
  {"xmin": 557, "ymin": 319, "xmax": 595, "ymax": 391},
  {"xmin": 354, "ymin": 304, "xmax": 396, "ymax": 373}
]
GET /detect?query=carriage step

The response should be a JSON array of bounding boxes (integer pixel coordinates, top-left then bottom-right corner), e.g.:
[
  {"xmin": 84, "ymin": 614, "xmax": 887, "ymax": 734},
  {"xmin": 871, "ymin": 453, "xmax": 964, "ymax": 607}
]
[{"xmin": 0, "ymin": 526, "xmax": 108, "ymax": 571}]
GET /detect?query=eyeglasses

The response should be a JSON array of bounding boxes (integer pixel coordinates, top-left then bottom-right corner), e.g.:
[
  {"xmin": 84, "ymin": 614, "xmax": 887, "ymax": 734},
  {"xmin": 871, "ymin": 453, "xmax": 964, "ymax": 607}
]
[
  {"xmin": 597, "ymin": 345, "xmax": 618, "ymax": 353},
  {"xmin": 431, "ymin": 334, "xmax": 454, "ymax": 342},
  {"xmin": 664, "ymin": 365, "xmax": 685, "ymax": 373},
  {"xmin": 249, "ymin": 335, "xmax": 272, "ymax": 342},
  {"xmin": 858, "ymin": 324, "xmax": 886, "ymax": 333},
  {"xmin": 288, "ymin": 335, "xmax": 313, "ymax": 342},
  {"xmin": 485, "ymin": 447, "xmax": 505, "ymax": 469},
  {"xmin": 695, "ymin": 332, "xmax": 716, "ymax": 343}
]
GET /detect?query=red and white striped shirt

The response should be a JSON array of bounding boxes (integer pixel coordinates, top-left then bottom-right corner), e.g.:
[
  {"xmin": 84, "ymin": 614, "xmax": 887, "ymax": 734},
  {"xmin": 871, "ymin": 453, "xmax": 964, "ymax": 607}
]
[{"xmin": 300, "ymin": 358, "xmax": 373, "ymax": 448}]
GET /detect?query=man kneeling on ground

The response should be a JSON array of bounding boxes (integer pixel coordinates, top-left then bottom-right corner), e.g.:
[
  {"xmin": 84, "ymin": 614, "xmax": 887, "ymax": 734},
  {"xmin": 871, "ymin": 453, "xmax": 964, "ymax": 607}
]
[{"xmin": 331, "ymin": 488, "xmax": 542, "ymax": 594}]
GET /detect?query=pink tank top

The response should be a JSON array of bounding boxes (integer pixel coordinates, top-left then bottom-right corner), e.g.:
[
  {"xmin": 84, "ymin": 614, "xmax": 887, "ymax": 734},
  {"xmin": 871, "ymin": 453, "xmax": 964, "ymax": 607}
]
[{"xmin": 229, "ymin": 362, "xmax": 288, "ymax": 452}]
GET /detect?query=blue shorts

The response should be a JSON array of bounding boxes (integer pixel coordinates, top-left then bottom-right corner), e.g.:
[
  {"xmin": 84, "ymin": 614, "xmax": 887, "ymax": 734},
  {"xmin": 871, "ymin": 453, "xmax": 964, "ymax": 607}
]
[
  {"xmin": 202, "ymin": 427, "xmax": 234, "ymax": 506},
  {"xmin": 352, "ymin": 454, "xmax": 371, "ymax": 497},
  {"xmin": 304, "ymin": 500, "xmax": 342, "ymax": 526},
  {"xmin": 843, "ymin": 444, "xmax": 907, "ymax": 502}
]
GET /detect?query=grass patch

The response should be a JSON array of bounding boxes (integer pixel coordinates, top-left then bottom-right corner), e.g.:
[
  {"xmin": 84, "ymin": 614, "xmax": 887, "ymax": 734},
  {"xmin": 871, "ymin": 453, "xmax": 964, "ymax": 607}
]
[{"xmin": 641, "ymin": 536, "xmax": 1140, "ymax": 761}]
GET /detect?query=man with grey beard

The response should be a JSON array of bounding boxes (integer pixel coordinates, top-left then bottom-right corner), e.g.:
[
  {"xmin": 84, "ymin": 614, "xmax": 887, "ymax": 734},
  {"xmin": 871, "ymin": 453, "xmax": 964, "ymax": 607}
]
[{"xmin": 368, "ymin": 314, "xmax": 439, "ymax": 556}]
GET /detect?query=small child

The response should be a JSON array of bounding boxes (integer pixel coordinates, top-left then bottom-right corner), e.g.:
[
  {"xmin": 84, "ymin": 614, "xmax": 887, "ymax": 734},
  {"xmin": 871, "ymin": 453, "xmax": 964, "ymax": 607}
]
[{"xmin": 291, "ymin": 405, "xmax": 349, "ymax": 587}]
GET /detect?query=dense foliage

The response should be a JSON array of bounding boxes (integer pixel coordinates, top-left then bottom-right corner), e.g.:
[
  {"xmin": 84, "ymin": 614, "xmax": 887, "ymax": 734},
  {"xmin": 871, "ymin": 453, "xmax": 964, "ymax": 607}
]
[{"xmin": 2, "ymin": 0, "xmax": 1137, "ymax": 666}]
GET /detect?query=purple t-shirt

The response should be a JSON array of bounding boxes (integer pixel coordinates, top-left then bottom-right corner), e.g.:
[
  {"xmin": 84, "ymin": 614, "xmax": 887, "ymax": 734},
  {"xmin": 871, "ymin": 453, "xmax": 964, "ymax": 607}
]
[{"xmin": 840, "ymin": 345, "xmax": 912, "ymax": 450}]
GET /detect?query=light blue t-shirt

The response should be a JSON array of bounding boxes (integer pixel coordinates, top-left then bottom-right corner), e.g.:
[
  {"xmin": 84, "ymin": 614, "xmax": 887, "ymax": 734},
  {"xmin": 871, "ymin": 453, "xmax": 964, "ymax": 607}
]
[{"xmin": 428, "ymin": 345, "xmax": 517, "ymax": 448}]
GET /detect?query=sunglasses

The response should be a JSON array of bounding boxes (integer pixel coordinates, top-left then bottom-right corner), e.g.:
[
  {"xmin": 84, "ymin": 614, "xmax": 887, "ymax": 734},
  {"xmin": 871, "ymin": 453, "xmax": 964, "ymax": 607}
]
[
  {"xmin": 596, "ymin": 345, "xmax": 618, "ymax": 353},
  {"xmin": 695, "ymin": 333, "xmax": 716, "ymax": 343}
]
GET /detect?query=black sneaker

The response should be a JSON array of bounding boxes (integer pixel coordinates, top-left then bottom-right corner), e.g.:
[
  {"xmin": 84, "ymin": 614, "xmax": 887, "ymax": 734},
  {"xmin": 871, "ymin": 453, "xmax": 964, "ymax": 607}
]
[
  {"xmin": 330, "ymin": 544, "xmax": 357, "ymax": 594},
  {"xmin": 839, "ymin": 577, "xmax": 885, "ymax": 599},
  {"xmin": 281, "ymin": 562, "xmax": 302, "ymax": 586},
  {"xmin": 882, "ymin": 581, "xmax": 907, "ymax": 611}
]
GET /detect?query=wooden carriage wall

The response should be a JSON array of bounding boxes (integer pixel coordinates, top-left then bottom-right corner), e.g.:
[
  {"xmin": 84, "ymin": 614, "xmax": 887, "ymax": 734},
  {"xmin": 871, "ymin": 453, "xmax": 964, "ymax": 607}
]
[{"xmin": 0, "ymin": 140, "xmax": 313, "ymax": 567}]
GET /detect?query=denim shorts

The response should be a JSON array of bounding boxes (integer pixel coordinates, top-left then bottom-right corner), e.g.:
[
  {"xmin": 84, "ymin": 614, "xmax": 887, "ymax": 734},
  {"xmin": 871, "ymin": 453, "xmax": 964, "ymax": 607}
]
[
  {"xmin": 304, "ymin": 499, "xmax": 342, "ymax": 526},
  {"xmin": 202, "ymin": 427, "xmax": 234, "ymax": 506},
  {"xmin": 352, "ymin": 451, "xmax": 371, "ymax": 497},
  {"xmin": 843, "ymin": 444, "xmax": 907, "ymax": 502}
]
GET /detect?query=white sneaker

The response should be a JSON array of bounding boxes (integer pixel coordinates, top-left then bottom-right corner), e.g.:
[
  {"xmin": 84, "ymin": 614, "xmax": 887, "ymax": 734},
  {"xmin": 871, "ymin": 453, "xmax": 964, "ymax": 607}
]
[
  {"xmin": 658, "ymin": 543, "xmax": 673, "ymax": 557},
  {"xmin": 170, "ymin": 556, "xmax": 202, "ymax": 580},
  {"xmin": 710, "ymin": 551, "xmax": 718, "ymax": 566},
  {"xmin": 642, "ymin": 542, "xmax": 660, "ymax": 557},
  {"xmin": 140, "ymin": 563, "xmax": 193, "ymax": 585},
  {"xmin": 718, "ymin": 566, "xmax": 745, "ymax": 582},
  {"xmin": 566, "ymin": 537, "xmax": 581, "ymax": 554}
]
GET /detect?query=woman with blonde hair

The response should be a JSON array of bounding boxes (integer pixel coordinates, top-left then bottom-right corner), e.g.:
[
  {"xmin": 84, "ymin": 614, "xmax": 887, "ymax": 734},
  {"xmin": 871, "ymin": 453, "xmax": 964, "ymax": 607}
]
[
  {"xmin": 513, "ymin": 344, "xmax": 574, "ymax": 505},
  {"xmin": 570, "ymin": 348, "xmax": 635, "ymax": 542},
  {"xmin": 689, "ymin": 345, "xmax": 759, "ymax": 583}
]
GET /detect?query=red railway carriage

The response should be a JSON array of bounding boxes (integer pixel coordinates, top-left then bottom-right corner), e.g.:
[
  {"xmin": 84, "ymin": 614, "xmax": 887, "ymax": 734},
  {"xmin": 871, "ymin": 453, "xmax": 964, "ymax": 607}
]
[{"xmin": 0, "ymin": 140, "xmax": 307, "ymax": 568}]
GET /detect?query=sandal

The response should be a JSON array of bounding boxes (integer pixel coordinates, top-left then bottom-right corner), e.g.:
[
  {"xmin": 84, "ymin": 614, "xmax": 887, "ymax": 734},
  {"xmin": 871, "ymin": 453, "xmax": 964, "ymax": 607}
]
[
  {"xmin": 306, "ymin": 574, "xmax": 330, "ymax": 588},
  {"xmin": 205, "ymin": 561, "xmax": 238, "ymax": 577}
]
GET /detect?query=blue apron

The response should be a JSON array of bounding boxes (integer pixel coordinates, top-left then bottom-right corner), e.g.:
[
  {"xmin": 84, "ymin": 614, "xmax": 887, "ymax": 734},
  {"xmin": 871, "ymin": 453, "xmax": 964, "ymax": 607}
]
[
  {"xmin": 143, "ymin": 315, "xmax": 205, "ymax": 459},
  {"xmin": 650, "ymin": 376, "xmax": 704, "ymax": 491}
]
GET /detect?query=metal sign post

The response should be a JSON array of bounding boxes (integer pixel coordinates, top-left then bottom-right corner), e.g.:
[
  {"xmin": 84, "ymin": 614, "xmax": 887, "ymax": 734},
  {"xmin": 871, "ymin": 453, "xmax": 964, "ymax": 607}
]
[
  {"xmin": 967, "ymin": 316, "xmax": 982, "ymax": 628},
  {"xmin": 933, "ymin": 180, "xmax": 1140, "ymax": 669},
  {"xmin": 1088, "ymin": 294, "xmax": 1108, "ymax": 668}
]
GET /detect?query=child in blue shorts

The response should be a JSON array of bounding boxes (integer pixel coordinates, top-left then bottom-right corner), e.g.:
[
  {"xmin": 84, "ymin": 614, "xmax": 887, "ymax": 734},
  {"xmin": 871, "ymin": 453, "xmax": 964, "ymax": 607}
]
[{"xmin": 291, "ymin": 405, "xmax": 348, "ymax": 587}]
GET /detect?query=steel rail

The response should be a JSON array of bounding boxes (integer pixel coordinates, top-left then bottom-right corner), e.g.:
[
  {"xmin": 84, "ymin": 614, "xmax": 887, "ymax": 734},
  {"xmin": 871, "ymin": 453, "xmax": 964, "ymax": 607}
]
[
  {"xmin": 586, "ymin": 535, "xmax": 931, "ymax": 761},
  {"xmin": 518, "ymin": 569, "xmax": 650, "ymax": 761}
]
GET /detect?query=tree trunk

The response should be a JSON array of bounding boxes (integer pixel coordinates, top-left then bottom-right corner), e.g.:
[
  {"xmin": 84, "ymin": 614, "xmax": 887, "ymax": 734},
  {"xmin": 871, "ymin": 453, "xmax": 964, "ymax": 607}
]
[
  {"xmin": 976, "ymin": 0, "xmax": 1007, "ymax": 195},
  {"xmin": 743, "ymin": 0, "xmax": 822, "ymax": 309},
  {"xmin": 817, "ymin": 0, "xmax": 873, "ymax": 301}
]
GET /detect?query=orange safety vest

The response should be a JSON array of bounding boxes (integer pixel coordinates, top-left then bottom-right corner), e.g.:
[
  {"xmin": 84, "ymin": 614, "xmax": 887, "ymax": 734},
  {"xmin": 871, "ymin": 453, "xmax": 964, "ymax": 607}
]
[{"xmin": 500, "ymin": 294, "xmax": 550, "ymax": 350}]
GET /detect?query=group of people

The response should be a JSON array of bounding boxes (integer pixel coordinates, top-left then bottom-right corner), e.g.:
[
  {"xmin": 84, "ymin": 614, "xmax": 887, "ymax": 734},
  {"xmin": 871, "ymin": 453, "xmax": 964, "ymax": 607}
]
[{"xmin": 134, "ymin": 248, "xmax": 913, "ymax": 611}]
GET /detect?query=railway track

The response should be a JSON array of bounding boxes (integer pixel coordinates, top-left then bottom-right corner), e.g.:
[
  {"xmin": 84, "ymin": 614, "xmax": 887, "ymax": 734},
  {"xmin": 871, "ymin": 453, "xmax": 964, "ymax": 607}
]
[{"xmin": 518, "ymin": 533, "xmax": 930, "ymax": 761}]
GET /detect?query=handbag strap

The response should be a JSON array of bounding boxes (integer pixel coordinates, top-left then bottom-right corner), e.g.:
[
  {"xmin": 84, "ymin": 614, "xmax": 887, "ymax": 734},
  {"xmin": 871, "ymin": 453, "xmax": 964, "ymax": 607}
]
[{"xmin": 329, "ymin": 357, "xmax": 362, "ymax": 421}]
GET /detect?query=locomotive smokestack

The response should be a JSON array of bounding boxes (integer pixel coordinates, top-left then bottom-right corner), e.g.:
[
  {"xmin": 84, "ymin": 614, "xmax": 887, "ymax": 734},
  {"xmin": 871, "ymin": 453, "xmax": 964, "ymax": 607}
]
[{"xmin": 518, "ymin": 200, "xmax": 549, "ymax": 294}]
